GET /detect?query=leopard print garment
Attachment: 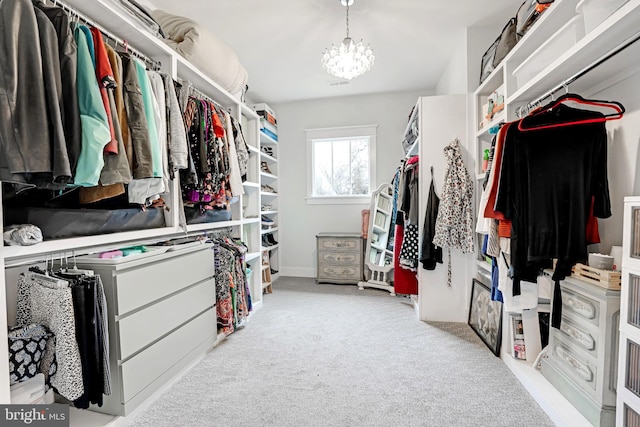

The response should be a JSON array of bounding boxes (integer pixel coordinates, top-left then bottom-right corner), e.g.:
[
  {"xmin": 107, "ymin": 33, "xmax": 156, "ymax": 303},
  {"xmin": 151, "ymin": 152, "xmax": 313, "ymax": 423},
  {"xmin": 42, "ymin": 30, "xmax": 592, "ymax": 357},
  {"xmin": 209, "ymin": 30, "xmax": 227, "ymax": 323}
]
[{"xmin": 16, "ymin": 274, "xmax": 84, "ymax": 401}]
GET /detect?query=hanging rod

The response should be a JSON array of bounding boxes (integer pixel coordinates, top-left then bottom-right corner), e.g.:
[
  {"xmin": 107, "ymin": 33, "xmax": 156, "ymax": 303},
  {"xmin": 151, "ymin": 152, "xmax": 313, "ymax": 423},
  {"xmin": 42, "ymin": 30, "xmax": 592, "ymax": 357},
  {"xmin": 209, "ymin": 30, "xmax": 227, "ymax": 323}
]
[
  {"xmin": 187, "ymin": 84, "xmax": 232, "ymax": 113},
  {"xmin": 518, "ymin": 30, "xmax": 640, "ymax": 117},
  {"xmin": 47, "ymin": 0, "xmax": 162, "ymax": 71}
]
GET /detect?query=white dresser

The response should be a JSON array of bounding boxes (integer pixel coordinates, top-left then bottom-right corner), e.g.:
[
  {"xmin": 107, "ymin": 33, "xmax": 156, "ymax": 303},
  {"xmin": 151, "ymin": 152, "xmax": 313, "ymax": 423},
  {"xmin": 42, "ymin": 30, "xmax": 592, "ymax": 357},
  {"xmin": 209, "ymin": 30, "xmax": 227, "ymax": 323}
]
[
  {"xmin": 316, "ymin": 232, "xmax": 364, "ymax": 285},
  {"xmin": 541, "ymin": 275, "xmax": 620, "ymax": 427},
  {"xmin": 76, "ymin": 244, "xmax": 217, "ymax": 416}
]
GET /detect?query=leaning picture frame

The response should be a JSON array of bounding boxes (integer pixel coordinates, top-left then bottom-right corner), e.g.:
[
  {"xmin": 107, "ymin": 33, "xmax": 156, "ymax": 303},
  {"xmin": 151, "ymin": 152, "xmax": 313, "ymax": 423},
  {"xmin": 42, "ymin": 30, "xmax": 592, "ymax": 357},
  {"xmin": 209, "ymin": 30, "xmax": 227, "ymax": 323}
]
[{"xmin": 468, "ymin": 278, "xmax": 503, "ymax": 356}]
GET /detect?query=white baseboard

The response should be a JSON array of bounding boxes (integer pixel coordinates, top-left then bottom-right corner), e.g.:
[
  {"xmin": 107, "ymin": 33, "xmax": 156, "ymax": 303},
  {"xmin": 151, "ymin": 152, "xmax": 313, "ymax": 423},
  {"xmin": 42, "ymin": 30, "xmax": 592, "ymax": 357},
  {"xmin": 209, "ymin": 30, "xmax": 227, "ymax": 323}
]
[{"xmin": 280, "ymin": 267, "xmax": 315, "ymax": 278}]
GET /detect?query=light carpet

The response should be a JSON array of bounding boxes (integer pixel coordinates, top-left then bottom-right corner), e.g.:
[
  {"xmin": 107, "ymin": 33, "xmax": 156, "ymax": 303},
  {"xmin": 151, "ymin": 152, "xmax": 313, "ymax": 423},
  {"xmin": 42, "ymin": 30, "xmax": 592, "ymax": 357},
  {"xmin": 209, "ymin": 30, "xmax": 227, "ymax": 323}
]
[{"xmin": 126, "ymin": 277, "xmax": 554, "ymax": 427}]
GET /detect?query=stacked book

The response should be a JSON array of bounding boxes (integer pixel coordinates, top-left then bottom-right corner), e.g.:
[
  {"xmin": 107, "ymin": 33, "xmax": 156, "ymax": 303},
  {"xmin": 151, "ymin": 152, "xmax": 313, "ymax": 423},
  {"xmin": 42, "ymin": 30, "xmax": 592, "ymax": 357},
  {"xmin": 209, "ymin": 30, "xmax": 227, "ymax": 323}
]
[{"xmin": 254, "ymin": 103, "xmax": 278, "ymax": 141}]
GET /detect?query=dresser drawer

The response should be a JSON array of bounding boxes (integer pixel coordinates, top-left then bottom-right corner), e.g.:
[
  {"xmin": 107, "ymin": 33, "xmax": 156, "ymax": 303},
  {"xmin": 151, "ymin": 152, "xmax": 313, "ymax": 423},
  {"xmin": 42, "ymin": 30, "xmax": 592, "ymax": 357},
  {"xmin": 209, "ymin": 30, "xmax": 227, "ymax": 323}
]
[
  {"xmin": 121, "ymin": 307, "xmax": 216, "ymax": 402},
  {"xmin": 556, "ymin": 316, "xmax": 599, "ymax": 357},
  {"xmin": 317, "ymin": 237, "xmax": 361, "ymax": 252},
  {"xmin": 318, "ymin": 265, "xmax": 361, "ymax": 280},
  {"xmin": 549, "ymin": 330, "xmax": 598, "ymax": 394},
  {"xmin": 114, "ymin": 248, "xmax": 214, "ymax": 316},
  {"xmin": 318, "ymin": 251, "xmax": 361, "ymax": 265},
  {"xmin": 561, "ymin": 286, "xmax": 600, "ymax": 327},
  {"xmin": 118, "ymin": 279, "xmax": 215, "ymax": 360}
]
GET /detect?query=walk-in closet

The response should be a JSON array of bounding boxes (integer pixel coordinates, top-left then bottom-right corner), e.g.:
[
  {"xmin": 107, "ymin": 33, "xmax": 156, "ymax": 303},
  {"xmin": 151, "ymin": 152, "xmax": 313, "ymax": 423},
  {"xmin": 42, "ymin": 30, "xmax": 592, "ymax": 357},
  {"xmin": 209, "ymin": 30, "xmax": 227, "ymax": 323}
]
[{"xmin": 1, "ymin": 0, "xmax": 640, "ymax": 426}]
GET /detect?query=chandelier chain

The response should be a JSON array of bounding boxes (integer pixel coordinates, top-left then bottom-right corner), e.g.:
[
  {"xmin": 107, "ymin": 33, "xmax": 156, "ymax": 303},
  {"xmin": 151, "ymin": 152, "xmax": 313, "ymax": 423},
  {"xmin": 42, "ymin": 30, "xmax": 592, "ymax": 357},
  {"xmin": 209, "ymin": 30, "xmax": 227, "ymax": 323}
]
[{"xmin": 346, "ymin": 4, "xmax": 350, "ymax": 38}]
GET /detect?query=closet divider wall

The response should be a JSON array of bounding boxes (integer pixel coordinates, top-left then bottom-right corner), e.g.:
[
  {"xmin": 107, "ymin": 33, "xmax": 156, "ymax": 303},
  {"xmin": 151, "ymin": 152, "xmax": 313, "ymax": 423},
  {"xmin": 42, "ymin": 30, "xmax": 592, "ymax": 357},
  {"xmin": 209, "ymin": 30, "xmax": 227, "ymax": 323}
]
[
  {"xmin": 403, "ymin": 94, "xmax": 473, "ymax": 323},
  {"xmin": 0, "ymin": 0, "xmax": 265, "ymax": 406}
]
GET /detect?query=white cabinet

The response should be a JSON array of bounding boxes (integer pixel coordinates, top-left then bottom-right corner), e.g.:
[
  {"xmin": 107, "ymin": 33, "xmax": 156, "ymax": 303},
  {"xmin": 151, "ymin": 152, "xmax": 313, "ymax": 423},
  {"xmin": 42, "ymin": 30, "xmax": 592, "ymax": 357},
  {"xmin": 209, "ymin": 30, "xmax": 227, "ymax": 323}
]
[
  {"xmin": 541, "ymin": 276, "xmax": 620, "ymax": 427},
  {"xmin": 76, "ymin": 245, "xmax": 217, "ymax": 416},
  {"xmin": 617, "ymin": 197, "xmax": 640, "ymax": 426}
]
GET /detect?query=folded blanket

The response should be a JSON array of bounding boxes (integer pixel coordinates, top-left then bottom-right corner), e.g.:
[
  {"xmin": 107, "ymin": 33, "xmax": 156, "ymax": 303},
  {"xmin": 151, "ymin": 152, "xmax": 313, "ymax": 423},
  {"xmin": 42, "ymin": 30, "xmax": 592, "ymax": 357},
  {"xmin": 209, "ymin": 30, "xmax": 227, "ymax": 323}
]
[{"xmin": 152, "ymin": 10, "xmax": 248, "ymax": 97}]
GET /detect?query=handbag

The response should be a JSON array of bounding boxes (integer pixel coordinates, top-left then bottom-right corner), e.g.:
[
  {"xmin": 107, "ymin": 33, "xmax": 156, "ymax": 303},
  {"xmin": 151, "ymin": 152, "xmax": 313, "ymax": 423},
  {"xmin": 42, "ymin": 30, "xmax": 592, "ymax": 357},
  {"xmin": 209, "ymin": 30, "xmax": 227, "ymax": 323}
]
[
  {"xmin": 480, "ymin": 18, "xmax": 518, "ymax": 84},
  {"xmin": 516, "ymin": 0, "xmax": 555, "ymax": 40},
  {"xmin": 8, "ymin": 324, "xmax": 53, "ymax": 385}
]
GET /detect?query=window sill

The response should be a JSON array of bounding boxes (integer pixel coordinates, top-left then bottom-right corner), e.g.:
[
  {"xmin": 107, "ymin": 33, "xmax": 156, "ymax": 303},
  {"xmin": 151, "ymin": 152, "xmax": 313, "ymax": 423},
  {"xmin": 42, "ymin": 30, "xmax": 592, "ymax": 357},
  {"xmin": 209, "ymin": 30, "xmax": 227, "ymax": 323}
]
[{"xmin": 306, "ymin": 196, "xmax": 370, "ymax": 205}]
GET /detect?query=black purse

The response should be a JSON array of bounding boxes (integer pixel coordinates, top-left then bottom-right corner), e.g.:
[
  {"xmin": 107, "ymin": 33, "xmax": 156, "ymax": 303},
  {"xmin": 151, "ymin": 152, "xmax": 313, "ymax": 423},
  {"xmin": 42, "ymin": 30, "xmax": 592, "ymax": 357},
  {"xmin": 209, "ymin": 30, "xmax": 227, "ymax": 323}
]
[
  {"xmin": 479, "ymin": 18, "xmax": 518, "ymax": 84},
  {"xmin": 516, "ymin": 0, "xmax": 555, "ymax": 40}
]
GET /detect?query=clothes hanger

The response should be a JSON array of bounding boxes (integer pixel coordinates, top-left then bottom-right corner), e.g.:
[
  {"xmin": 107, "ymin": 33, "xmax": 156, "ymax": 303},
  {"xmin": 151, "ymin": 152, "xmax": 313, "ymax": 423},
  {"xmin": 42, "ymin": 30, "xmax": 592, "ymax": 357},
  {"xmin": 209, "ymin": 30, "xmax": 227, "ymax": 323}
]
[{"xmin": 518, "ymin": 92, "xmax": 625, "ymax": 131}]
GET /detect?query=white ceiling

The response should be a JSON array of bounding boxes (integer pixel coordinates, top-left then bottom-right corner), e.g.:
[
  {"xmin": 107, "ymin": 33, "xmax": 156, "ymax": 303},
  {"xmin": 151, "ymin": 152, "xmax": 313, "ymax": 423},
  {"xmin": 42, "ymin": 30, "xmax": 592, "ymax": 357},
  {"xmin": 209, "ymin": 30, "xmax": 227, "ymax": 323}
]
[{"xmin": 148, "ymin": 0, "xmax": 517, "ymax": 104}]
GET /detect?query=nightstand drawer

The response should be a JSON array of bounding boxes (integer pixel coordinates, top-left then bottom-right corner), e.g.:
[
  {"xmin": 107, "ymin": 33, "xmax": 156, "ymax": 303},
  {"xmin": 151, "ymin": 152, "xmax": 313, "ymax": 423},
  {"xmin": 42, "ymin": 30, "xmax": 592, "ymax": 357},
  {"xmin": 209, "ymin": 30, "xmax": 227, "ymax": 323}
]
[
  {"xmin": 549, "ymin": 331, "xmax": 598, "ymax": 393},
  {"xmin": 561, "ymin": 287, "xmax": 600, "ymax": 327},
  {"xmin": 318, "ymin": 251, "xmax": 361, "ymax": 265},
  {"xmin": 318, "ymin": 265, "xmax": 361, "ymax": 280},
  {"xmin": 557, "ymin": 316, "xmax": 599, "ymax": 357},
  {"xmin": 317, "ymin": 237, "xmax": 361, "ymax": 252}
]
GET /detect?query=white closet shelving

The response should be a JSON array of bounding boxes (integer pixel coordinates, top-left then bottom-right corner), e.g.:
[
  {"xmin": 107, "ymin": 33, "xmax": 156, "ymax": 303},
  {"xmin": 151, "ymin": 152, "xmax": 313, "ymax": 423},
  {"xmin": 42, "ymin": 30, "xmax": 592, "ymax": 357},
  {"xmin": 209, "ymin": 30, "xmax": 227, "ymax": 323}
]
[
  {"xmin": 472, "ymin": 0, "xmax": 640, "ymax": 424},
  {"xmin": 258, "ymin": 119, "xmax": 280, "ymax": 289},
  {"xmin": 0, "ymin": 0, "xmax": 267, "ymax": 404}
]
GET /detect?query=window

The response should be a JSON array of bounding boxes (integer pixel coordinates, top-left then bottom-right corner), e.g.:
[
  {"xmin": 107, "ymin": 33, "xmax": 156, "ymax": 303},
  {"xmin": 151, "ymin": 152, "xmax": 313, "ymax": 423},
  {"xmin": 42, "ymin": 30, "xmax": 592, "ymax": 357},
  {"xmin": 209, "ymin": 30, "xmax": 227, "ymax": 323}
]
[{"xmin": 306, "ymin": 125, "xmax": 377, "ymax": 204}]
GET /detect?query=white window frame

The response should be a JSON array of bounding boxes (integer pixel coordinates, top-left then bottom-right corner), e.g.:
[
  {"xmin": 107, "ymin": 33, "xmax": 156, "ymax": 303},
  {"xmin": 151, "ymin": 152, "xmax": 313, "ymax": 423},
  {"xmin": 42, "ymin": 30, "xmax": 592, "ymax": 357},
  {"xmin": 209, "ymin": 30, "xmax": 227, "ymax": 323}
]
[{"xmin": 305, "ymin": 124, "xmax": 377, "ymax": 205}]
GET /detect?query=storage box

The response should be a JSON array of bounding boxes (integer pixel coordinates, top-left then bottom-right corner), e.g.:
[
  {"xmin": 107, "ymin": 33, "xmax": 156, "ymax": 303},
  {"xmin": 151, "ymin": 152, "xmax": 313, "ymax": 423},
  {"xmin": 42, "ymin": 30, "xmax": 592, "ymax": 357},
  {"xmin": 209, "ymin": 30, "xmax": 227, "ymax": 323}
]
[
  {"xmin": 512, "ymin": 15, "xmax": 585, "ymax": 88},
  {"xmin": 252, "ymin": 103, "xmax": 276, "ymax": 120},
  {"xmin": 576, "ymin": 0, "xmax": 629, "ymax": 34}
]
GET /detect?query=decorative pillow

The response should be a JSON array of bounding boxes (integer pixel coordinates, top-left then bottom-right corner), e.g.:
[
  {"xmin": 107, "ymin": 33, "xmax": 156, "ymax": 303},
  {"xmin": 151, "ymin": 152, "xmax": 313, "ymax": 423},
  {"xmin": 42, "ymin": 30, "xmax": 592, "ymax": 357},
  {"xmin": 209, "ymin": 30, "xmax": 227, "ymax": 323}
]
[
  {"xmin": 151, "ymin": 10, "xmax": 248, "ymax": 97},
  {"xmin": 8, "ymin": 324, "xmax": 52, "ymax": 385}
]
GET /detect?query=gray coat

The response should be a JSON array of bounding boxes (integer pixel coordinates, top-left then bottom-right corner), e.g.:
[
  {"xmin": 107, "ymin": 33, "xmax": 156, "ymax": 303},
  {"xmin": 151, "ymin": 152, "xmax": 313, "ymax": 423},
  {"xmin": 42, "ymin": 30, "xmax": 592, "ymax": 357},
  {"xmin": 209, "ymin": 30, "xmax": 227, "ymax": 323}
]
[{"xmin": 0, "ymin": 0, "xmax": 71, "ymax": 188}]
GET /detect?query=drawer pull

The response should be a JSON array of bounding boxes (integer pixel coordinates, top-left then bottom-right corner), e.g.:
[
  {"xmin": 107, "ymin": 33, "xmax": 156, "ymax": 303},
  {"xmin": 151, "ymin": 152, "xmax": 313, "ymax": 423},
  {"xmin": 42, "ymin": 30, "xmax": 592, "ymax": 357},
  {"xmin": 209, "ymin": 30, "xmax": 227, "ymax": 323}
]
[
  {"xmin": 555, "ymin": 346, "xmax": 593, "ymax": 382},
  {"xmin": 563, "ymin": 293, "xmax": 596, "ymax": 319},
  {"xmin": 559, "ymin": 322, "xmax": 595, "ymax": 350}
]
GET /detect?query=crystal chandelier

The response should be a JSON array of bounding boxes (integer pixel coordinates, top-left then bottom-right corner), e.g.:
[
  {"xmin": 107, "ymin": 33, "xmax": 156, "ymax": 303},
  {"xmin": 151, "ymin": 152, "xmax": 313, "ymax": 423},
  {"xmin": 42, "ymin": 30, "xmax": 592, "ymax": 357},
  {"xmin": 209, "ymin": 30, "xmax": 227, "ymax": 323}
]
[{"xmin": 321, "ymin": 0, "xmax": 375, "ymax": 80}]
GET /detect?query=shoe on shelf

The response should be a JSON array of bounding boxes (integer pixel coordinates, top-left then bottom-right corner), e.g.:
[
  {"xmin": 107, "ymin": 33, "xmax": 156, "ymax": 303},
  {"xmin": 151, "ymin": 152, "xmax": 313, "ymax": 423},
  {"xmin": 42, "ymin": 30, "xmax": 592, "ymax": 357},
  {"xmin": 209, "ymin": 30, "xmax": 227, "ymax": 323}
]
[
  {"xmin": 260, "ymin": 161, "xmax": 273, "ymax": 174},
  {"xmin": 270, "ymin": 268, "xmax": 278, "ymax": 275},
  {"xmin": 265, "ymin": 234, "xmax": 278, "ymax": 245},
  {"xmin": 261, "ymin": 235, "xmax": 272, "ymax": 247},
  {"xmin": 261, "ymin": 184, "xmax": 277, "ymax": 193},
  {"xmin": 261, "ymin": 204, "xmax": 274, "ymax": 212},
  {"xmin": 261, "ymin": 146, "xmax": 275, "ymax": 157},
  {"xmin": 261, "ymin": 215, "xmax": 275, "ymax": 227}
]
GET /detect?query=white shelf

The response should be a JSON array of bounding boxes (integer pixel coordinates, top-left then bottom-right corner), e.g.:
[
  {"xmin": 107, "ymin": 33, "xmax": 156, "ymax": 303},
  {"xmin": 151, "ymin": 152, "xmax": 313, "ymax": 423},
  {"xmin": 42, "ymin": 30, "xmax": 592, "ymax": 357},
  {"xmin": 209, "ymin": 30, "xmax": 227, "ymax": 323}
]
[
  {"xmin": 475, "ymin": 111, "xmax": 506, "ymax": 137},
  {"xmin": 243, "ymin": 181, "xmax": 260, "ymax": 189},
  {"xmin": 260, "ymin": 192, "xmax": 278, "ymax": 198},
  {"xmin": 63, "ymin": 0, "xmax": 174, "ymax": 61},
  {"xmin": 185, "ymin": 220, "xmax": 243, "ymax": 233},
  {"xmin": 476, "ymin": 63, "xmax": 505, "ymax": 96},
  {"xmin": 476, "ymin": 259, "xmax": 491, "ymax": 273},
  {"xmin": 261, "ymin": 210, "xmax": 278, "ymax": 215},
  {"xmin": 245, "ymin": 252, "xmax": 261, "ymax": 262},
  {"xmin": 174, "ymin": 55, "xmax": 238, "ymax": 109},
  {"xmin": 476, "ymin": 173, "xmax": 486, "ymax": 181},
  {"xmin": 260, "ymin": 171, "xmax": 278, "ymax": 180},
  {"xmin": 240, "ymin": 103, "xmax": 259, "ymax": 120},
  {"xmin": 509, "ymin": 0, "xmax": 640, "ymax": 103},
  {"xmin": 261, "ymin": 244, "xmax": 279, "ymax": 251},
  {"xmin": 503, "ymin": 0, "xmax": 580, "ymax": 67},
  {"xmin": 247, "ymin": 145, "xmax": 260, "ymax": 155},
  {"xmin": 260, "ymin": 152, "xmax": 278, "ymax": 162},
  {"xmin": 259, "ymin": 131, "xmax": 278, "ymax": 145},
  {"xmin": 261, "ymin": 227, "xmax": 279, "ymax": 235}
]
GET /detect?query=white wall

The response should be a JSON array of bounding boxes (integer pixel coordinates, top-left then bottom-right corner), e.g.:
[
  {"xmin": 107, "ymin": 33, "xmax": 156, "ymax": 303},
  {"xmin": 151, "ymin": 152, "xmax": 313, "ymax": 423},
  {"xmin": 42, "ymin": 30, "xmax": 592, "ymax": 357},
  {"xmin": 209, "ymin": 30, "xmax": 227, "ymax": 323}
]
[
  {"xmin": 273, "ymin": 90, "xmax": 432, "ymax": 277},
  {"xmin": 435, "ymin": 34, "xmax": 468, "ymax": 96},
  {"xmin": 593, "ymin": 70, "xmax": 640, "ymax": 254}
]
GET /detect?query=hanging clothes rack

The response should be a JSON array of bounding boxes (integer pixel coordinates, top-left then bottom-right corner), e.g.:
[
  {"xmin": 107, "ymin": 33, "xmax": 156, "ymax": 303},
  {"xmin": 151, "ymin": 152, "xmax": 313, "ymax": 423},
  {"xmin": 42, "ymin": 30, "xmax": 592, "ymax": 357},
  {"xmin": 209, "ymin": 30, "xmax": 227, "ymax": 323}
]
[
  {"xmin": 48, "ymin": 0, "xmax": 161, "ymax": 71},
  {"xmin": 517, "ymin": 30, "xmax": 640, "ymax": 117}
]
